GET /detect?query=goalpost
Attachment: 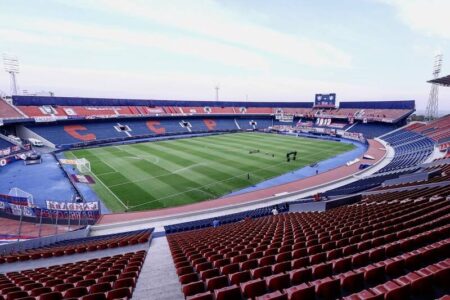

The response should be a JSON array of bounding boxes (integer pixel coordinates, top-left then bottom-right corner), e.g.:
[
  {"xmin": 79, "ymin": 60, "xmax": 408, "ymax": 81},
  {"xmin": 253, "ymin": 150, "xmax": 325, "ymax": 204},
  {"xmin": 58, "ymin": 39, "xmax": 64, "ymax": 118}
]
[{"xmin": 76, "ymin": 158, "xmax": 91, "ymax": 173}]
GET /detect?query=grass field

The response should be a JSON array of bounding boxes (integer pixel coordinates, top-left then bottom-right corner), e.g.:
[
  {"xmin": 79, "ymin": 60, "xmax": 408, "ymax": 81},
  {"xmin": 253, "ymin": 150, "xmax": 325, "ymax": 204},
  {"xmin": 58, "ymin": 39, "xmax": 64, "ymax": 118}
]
[{"xmin": 65, "ymin": 132, "xmax": 354, "ymax": 212}]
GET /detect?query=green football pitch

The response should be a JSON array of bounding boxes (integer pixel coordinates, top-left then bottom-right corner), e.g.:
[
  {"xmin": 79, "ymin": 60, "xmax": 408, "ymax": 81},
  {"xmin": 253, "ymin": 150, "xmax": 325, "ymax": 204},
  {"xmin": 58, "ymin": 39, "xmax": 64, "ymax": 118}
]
[{"xmin": 65, "ymin": 132, "xmax": 354, "ymax": 212}]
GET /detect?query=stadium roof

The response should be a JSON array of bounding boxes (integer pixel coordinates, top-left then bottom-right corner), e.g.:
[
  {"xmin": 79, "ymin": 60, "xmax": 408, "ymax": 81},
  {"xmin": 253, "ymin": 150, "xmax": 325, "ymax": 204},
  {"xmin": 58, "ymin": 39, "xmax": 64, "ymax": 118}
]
[{"xmin": 427, "ymin": 74, "xmax": 450, "ymax": 86}]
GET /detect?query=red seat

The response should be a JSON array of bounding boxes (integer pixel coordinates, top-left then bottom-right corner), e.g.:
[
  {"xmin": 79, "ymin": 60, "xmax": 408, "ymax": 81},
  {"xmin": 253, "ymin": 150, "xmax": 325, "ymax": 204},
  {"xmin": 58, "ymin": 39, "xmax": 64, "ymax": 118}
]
[
  {"xmin": 352, "ymin": 252, "xmax": 370, "ymax": 268},
  {"xmin": 251, "ymin": 266, "xmax": 272, "ymax": 279},
  {"xmin": 231, "ymin": 254, "xmax": 247, "ymax": 264},
  {"xmin": 182, "ymin": 281, "xmax": 205, "ymax": 297},
  {"xmin": 276, "ymin": 252, "xmax": 292, "ymax": 263},
  {"xmin": 312, "ymin": 263, "xmax": 332, "ymax": 279},
  {"xmin": 196, "ymin": 262, "xmax": 213, "ymax": 272},
  {"xmin": 53, "ymin": 283, "xmax": 74, "ymax": 292},
  {"xmin": 333, "ymin": 257, "xmax": 352, "ymax": 273},
  {"xmin": 214, "ymin": 285, "xmax": 241, "ymax": 300},
  {"xmin": 200, "ymin": 268, "xmax": 220, "ymax": 280},
  {"xmin": 66, "ymin": 276, "xmax": 84, "ymax": 284},
  {"xmin": 89, "ymin": 282, "xmax": 112, "ymax": 294},
  {"xmin": 241, "ymin": 279, "xmax": 267, "ymax": 299},
  {"xmin": 64, "ymin": 287, "xmax": 88, "ymax": 298},
  {"xmin": 30, "ymin": 287, "xmax": 52, "ymax": 296},
  {"xmin": 259, "ymin": 255, "xmax": 276, "ymax": 267},
  {"xmin": 229, "ymin": 270, "xmax": 251, "ymax": 285},
  {"xmin": 289, "ymin": 268, "xmax": 312, "ymax": 285},
  {"xmin": 343, "ymin": 244, "xmax": 358, "ymax": 256},
  {"xmin": 6, "ymin": 291, "xmax": 28, "ymax": 300},
  {"xmin": 326, "ymin": 248, "xmax": 342, "ymax": 260},
  {"xmin": 255, "ymin": 290, "xmax": 288, "ymax": 300},
  {"xmin": 82, "ymin": 293, "xmax": 107, "ymax": 300},
  {"xmin": 106, "ymin": 287, "xmax": 131, "ymax": 300},
  {"xmin": 180, "ymin": 273, "xmax": 199, "ymax": 284},
  {"xmin": 186, "ymin": 291, "xmax": 213, "ymax": 300},
  {"xmin": 205, "ymin": 275, "xmax": 228, "ymax": 291},
  {"xmin": 240, "ymin": 259, "xmax": 258, "ymax": 271},
  {"xmin": 220, "ymin": 263, "xmax": 239, "ymax": 275},
  {"xmin": 309, "ymin": 252, "xmax": 326, "ymax": 265},
  {"xmin": 339, "ymin": 271, "xmax": 365, "ymax": 293},
  {"xmin": 77, "ymin": 279, "xmax": 96, "ymax": 288},
  {"xmin": 284, "ymin": 283, "xmax": 315, "ymax": 300},
  {"xmin": 291, "ymin": 257, "xmax": 309, "ymax": 269},
  {"xmin": 315, "ymin": 277, "xmax": 341, "ymax": 300},
  {"xmin": 177, "ymin": 266, "xmax": 194, "ymax": 276},
  {"xmin": 384, "ymin": 243, "xmax": 400, "ymax": 257},
  {"xmin": 364, "ymin": 265, "xmax": 385, "ymax": 285},
  {"xmin": 272, "ymin": 261, "xmax": 291, "ymax": 274},
  {"xmin": 22, "ymin": 283, "xmax": 43, "ymax": 291},
  {"xmin": 292, "ymin": 248, "xmax": 307, "ymax": 259},
  {"xmin": 369, "ymin": 248, "xmax": 385, "ymax": 262},
  {"xmin": 98, "ymin": 275, "xmax": 117, "ymax": 284},
  {"xmin": 265, "ymin": 273, "xmax": 290, "ymax": 291},
  {"xmin": 113, "ymin": 278, "xmax": 135, "ymax": 290},
  {"xmin": 213, "ymin": 258, "xmax": 230, "ymax": 268},
  {"xmin": 36, "ymin": 291, "xmax": 63, "ymax": 300},
  {"xmin": 385, "ymin": 259, "xmax": 405, "ymax": 277}
]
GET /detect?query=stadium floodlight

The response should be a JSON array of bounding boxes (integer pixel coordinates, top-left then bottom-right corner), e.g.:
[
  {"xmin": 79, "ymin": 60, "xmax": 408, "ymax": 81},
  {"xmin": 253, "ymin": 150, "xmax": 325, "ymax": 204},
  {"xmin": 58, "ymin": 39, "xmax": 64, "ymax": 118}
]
[
  {"xmin": 215, "ymin": 84, "xmax": 220, "ymax": 102},
  {"xmin": 3, "ymin": 53, "xmax": 20, "ymax": 95},
  {"xmin": 426, "ymin": 53, "xmax": 443, "ymax": 121}
]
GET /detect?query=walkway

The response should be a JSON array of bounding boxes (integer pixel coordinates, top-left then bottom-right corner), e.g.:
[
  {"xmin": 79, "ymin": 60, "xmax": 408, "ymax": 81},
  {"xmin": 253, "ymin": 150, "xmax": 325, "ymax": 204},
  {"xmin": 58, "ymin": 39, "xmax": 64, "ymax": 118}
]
[{"xmin": 132, "ymin": 236, "xmax": 183, "ymax": 300}]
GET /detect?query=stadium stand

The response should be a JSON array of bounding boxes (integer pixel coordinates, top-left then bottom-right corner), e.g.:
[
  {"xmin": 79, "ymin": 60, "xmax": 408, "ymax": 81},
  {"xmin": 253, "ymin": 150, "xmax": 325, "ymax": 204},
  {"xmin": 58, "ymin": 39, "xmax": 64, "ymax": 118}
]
[
  {"xmin": 0, "ymin": 98, "xmax": 24, "ymax": 119},
  {"xmin": 167, "ymin": 196, "xmax": 449, "ymax": 300},
  {"xmin": 407, "ymin": 115, "xmax": 450, "ymax": 144},
  {"xmin": 0, "ymin": 137, "xmax": 14, "ymax": 150},
  {"xmin": 378, "ymin": 130, "xmax": 434, "ymax": 173},
  {"xmin": 5, "ymin": 95, "xmax": 450, "ymax": 300},
  {"xmin": 0, "ymin": 229, "xmax": 152, "ymax": 264},
  {"xmin": 0, "ymin": 250, "xmax": 147, "ymax": 300},
  {"xmin": 346, "ymin": 123, "xmax": 399, "ymax": 139}
]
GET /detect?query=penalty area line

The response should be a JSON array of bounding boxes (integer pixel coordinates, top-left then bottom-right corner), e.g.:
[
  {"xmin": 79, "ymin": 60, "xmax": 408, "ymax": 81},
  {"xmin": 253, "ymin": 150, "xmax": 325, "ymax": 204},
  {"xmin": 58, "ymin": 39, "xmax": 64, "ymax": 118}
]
[{"xmin": 70, "ymin": 152, "xmax": 129, "ymax": 211}]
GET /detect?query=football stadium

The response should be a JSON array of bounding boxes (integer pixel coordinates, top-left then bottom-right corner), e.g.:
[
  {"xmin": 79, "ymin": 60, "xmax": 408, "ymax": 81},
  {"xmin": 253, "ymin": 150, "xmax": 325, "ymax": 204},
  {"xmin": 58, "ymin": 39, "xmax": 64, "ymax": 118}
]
[{"xmin": 0, "ymin": 1, "xmax": 450, "ymax": 300}]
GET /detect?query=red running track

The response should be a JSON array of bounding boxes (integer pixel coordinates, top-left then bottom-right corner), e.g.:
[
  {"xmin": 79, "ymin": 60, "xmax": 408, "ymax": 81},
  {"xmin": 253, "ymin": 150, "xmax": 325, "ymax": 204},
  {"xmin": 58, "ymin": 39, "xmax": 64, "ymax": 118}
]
[{"xmin": 97, "ymin": 139, "xmax": 386, "ymax": 225}]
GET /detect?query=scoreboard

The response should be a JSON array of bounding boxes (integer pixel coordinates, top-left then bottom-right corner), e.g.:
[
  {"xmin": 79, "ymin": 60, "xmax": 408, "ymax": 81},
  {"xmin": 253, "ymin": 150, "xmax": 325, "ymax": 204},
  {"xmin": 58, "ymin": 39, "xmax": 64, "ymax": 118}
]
[{"xmin": 315, "ymin": 93, "xmax": 336, "ymax": 108}]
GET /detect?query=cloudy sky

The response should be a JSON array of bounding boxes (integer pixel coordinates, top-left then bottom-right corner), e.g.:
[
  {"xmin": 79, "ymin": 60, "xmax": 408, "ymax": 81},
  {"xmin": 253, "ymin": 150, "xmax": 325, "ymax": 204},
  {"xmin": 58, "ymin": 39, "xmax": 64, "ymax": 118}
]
[{"xmin": 0, "ymin": 0, "xmax": 449, "ymax": 113}]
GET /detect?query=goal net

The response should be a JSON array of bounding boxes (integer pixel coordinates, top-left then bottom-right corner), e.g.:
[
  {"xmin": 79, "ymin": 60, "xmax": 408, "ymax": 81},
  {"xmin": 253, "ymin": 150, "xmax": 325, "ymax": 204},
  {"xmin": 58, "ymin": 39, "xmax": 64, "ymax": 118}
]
[
  {"xmin": 76, "ymin": 158, "xmax": 91, "ymax": 173},
  {"xmin": 9, "ymin": 187, "xmax": 34, "ymax": 206}
]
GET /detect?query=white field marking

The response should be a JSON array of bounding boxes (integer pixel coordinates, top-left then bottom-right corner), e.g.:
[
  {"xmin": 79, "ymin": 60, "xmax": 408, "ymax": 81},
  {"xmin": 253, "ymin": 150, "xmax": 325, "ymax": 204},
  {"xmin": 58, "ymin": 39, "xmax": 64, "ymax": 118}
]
[
  {"xmin": 113, "ymin": 145, "xmax": 160, "ymax": 164},
  {"xmin": 69, "ymin": 151, "xmax": 128, "ymax": 210},
  {"xmin": 129, "ymin": 145, "xmax": 347, "ymax": 209},
  {"xmin": 96, "ymin": 171, "xmax": 118, "ymax": 176}
]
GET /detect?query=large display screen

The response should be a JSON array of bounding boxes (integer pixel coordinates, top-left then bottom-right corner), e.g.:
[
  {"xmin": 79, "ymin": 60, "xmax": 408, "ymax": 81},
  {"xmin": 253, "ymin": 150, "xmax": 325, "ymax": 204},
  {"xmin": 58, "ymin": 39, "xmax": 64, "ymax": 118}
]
[{"xmin": 315, "ymin": 93, "xmax": 336, "ymax": 107}]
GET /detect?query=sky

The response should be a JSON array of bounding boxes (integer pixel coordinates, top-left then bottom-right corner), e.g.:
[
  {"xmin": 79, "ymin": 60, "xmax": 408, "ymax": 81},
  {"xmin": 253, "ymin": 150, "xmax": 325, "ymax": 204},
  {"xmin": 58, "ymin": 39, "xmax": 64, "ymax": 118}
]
[{"xmin": 0, "ymin": 0, "xmax": 450, "ymax": 113}]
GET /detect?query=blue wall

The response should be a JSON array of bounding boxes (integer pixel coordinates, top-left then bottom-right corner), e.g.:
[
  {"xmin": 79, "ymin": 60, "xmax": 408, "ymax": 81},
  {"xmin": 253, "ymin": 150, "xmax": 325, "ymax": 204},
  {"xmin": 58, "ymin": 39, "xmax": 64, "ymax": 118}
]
[{"xmin": 13, "ymin": 95, "xmax": 313, "ymax": 108}]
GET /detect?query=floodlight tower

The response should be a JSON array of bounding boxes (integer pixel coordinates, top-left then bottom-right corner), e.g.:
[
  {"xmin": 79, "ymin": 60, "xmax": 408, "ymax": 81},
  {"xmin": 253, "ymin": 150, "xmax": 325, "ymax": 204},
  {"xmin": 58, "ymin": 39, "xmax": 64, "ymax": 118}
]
[
  {"xmin": 426, "ymin": 53, "xmax": 443, "ymax": 121},
  {"xmin": 215, "ymin": 84, "xmax": 220, "ymax": 102},
  {"xmin": 3, "ymin": 54, "xmax": 19, "ymax": 95}
]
